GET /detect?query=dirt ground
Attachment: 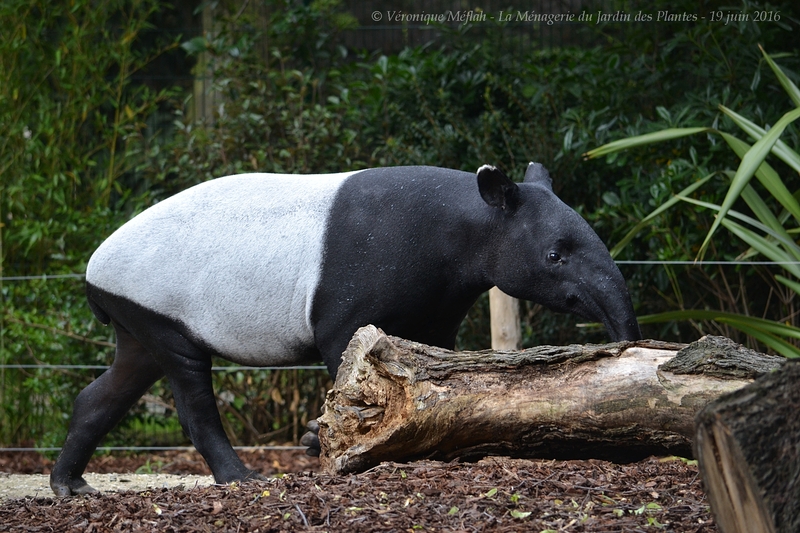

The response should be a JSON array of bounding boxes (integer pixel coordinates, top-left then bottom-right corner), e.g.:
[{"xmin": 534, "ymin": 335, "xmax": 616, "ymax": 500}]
[{"xmin": 0, "ymin": 449, "xmax": 716, "ymax": 532}]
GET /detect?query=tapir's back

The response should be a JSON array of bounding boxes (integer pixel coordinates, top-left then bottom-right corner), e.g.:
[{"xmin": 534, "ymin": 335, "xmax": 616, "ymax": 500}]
[{"xmin": 87, "ymin": 172, "xmax": 356, "ymax": 365}]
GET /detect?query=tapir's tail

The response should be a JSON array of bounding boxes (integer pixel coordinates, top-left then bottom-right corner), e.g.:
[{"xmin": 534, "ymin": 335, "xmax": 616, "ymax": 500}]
[{"xmin": 86, "ymin": 282, "xmax": 112, "ymax": 325}]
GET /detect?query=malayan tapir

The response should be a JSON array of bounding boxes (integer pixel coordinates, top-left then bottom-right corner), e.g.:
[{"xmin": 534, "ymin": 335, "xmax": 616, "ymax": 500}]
[{"xmin": 50, "ymin": 163, "xmax": 641, "ymax": 496}]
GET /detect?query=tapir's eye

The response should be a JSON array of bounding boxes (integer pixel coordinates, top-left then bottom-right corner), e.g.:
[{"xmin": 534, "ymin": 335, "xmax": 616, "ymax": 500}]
[{"xmin": 547, "ymin": 251, "xmax": 562, "ymax": 263}]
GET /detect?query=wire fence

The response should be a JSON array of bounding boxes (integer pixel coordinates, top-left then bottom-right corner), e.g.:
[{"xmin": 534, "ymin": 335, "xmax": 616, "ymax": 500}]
[
  {"xmin": 2, "ymin": 259, "xmax": 798, "ymax": 454},
  {"xmin": 0, "ymin": 270, "xmax": 332, "ymax": 454},
  {"xmin": 2, "ymin": 0, "xmax": 797, "ymax": 458},
  {"xmin": 4, "ymin": 261, "xmax": 800, "ymax": 282},
  {"xmin": 1, "ymin": 0, "xmax": 619, "ymax": 458}
]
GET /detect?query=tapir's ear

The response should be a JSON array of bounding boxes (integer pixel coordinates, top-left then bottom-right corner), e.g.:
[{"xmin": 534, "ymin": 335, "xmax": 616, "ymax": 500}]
[
  {"xmin": 476, "ymin": 165, "xmax": 520, "ymax": 211},
  {"xmin": 523, "ymin": 162, "xmax": 553, "ymax": 190}
]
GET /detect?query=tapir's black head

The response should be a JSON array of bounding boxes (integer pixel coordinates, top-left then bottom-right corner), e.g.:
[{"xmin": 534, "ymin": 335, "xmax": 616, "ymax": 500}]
[{"xmin": 477, "ymin": 163, "xmax": 642, "ymax": 342}]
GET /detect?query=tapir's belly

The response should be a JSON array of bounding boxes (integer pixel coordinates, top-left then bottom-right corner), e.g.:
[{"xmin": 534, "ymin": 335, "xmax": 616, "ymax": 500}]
[{"xmin": 86, "ymin": 172, "xmax": 358, "ymax": 365}]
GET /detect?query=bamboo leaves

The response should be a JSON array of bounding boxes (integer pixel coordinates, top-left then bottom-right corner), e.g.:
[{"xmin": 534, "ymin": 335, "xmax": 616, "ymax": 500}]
[
  {"xmin": 759, "ymin": 44, "xmax": 800, "ymax": 108},
  {"xmin": 586, "ymin": 48, "xmax": 800, "ymax": 356},
  {"xmin": 719, "ymin": 105, "xmax": 800, "ymax": 174},
  {"xmin": 608, "ymin": 173, "xmax": 715, "ymax": 258},
  {"xmin": 704, "ymin": 107, "xmax": 800, "ymax": 259},
  {"xmin": 585, "ymin": 128, "xmax": 709, "ymax": 160}
]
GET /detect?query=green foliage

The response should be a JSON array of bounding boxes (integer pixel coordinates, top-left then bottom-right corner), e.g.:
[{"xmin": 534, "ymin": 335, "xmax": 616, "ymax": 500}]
[
  {"xmin": 1, "ymin": 279, "xmax": 114, "ymax": 447},
  {"xmin": 0, "ymin": 0, "xmax": 179, "ymax": 275},
  {"xmin": 361, "ymin": 0, "xmax": 797, "ymax": 347},
  {"xmin": 135, "ymin": 458, "xmax": 166, "ymax": 474},
  {"xmin": 0, "ymin": 0, "xmax": 351, "ymax": 449},
  {"xmin": 3, "ymin": 0, "xmax": 799, "ymax": 449},
  {"xmin": 213, "ymin": 368, "xmax": 331, "ymax": 446},
  {"xmin": 0, "ymin": 0, "xmax": 179, "ymax": 446},
  {"xmin": 570, "ymin": 0, "xmax": 799, "ymax": 348},
  {"xmin": 587, "ymin": 47, "xmax": 800, "ymax": 356},
  {"xmin": 363, "ymin": 40, "xmax": 649, "ymax": 201},
  {"xmin": 148, "ymin": 0, "xmax": 365, "ymax": 182}
]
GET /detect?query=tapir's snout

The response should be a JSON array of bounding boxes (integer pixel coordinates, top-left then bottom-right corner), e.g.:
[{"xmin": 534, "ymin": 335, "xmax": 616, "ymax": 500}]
[
  {"xmin": 583, "ymin": 266, "xmax": 642, "ymax": 342},
  {"xmin": 538, "ymin": 268, "xmax": 642, "ymax": 343},
  {"xmin": 605, "ymin": 312, "xmax": 643, "ymax": 342},
  {"xmin": 573, "ymin": 290, "xmax": 641, "ymax": 342}
]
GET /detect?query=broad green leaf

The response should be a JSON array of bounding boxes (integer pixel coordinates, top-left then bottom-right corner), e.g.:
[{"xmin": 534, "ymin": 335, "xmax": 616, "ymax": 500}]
[
  {"xmin": 760, "ymin": 45, "xmax": 800, "ymax": 108},
  {"xmin": 740, "ymin": 183, "xmax": 786, "ymax": 238},
  {"xmin": 638, "ymin": 309, "xmax": 800, "ymax": 341},
  {"xmin": 721, "ymin": 219, "xmax": 800, "ymax": 278},
  {"xmin": 776, "ymin": 275, "xmax": 800, "ymax": 295},
  {"xmin": 723, "ymin": 322, "xmax": 800, "ymax": 359},
  {"xmin": 676, "ymin": 195, "xmax": 800, "ymax": 263},
  {"xmin": 736, "ymin": 319, "xmax": 800, "ymax": 341},
  {"xmin": 699, "ymin": 107, "xmax": 800, "ymax": 260},
  {"xmin": 584, "ymin": 128, "xmax": 709, "ymax": 159},
  {"xmin": 720, "ymin": 105, "xmax": 800, "ymax": 173},
  {"xmin": 719, "ymin": 133, "xmax": 800, "ymax": 225},
  {"xmin": 637, "ymin": 310, "xmax": 800, "ymax": 358},
  {"xmin": 181, "ymin": 36, "xmax": 207, "ymax": 55},
  {"xmin": 609, "ymin": 173, "xmax": 715, "ymax": 257}
]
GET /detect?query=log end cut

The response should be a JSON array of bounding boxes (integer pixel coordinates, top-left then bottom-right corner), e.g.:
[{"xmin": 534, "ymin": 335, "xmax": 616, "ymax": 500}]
[{"xmin": 695, "ymin": 359, "xmax": 799, "ymax": 533}]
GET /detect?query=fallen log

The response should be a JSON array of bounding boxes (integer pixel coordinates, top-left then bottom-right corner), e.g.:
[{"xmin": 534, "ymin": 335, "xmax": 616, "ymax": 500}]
[
  {"xmin": 694, "ymin": 359, "xmax": 797, "ymax": 533},
  {"xmin": 318, "ymin": 326, "xmax": 783, "ymax": 475}
]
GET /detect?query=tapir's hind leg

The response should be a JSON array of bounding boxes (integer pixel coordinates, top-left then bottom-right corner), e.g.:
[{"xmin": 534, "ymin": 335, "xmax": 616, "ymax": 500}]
[
  {"xmin": 159, "ymin": 351, "xmax": 266, "ymax": 484},
  {"xmin": 108, "ymin": 307, "xmax": 266, "ymax": 484},
  {"xmin": 50, "ymin": 324, "xmax": 164, "ymax": 496}
]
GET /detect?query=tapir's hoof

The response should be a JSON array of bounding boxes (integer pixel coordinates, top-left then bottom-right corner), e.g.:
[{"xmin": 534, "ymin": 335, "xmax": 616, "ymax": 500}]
[
  {"xmin": 214, "ymin": 467, "xmax": 269, "ymax": 485},
  {"xmin": 50, "ymin": 476, "xmax": 98, "ymax": 497},
  {"xmin": 300, "ymin": 419, "xmax": 321, "ymax": 457},
  {"xmin": 242, "ymin": 470, "xmax": 269, "ymax": 482}
]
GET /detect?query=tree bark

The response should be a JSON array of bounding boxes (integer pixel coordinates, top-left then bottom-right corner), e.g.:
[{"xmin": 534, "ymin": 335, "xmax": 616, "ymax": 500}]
[
  {"xmin": 489, "ymin": 287, "xmax": 520, "ymax": 350},
  {"xmin": 694, "ymin": 359, "xmax": 798, "ymax": 533},
  {"xmin": 318, "ymin": 326, "xmax": 783, "ymax": 475}
]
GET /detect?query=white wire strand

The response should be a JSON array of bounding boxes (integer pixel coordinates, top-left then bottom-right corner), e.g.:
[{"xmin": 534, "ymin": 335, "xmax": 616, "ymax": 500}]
[{"xmin": 4, "ymin": 261, "xmax": 800, "ymax": 281}]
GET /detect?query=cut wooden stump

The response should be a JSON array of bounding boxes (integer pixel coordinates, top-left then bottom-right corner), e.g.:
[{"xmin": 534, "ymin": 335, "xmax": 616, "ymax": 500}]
[
  {"xmin": 318, "ymin": 325, "xmax": 783, "ymax": 475},
  {"xmin": 695, "ymin": 358, "xmax": 798, "ymax": 533},
  {"xmin": 489, "ymin": 287, "xmax": 520, "ymax": 350}
]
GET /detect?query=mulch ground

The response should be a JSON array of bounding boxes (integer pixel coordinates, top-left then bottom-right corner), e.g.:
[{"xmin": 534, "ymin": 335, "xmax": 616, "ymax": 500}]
[{"xmin": 1, "ymin": 450, "xmax": 716, "ymax": 532}]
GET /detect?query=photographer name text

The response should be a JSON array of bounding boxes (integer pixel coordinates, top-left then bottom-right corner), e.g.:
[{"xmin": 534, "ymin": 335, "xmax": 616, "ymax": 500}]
[{"xmin": 372, "ymin": 9, "xmax": 783, "ymax": 26}]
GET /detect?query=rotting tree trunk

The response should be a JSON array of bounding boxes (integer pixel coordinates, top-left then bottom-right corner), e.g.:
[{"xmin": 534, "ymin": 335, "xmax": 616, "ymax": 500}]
[
  {"xmin": 318, "ymin": 326, "xmax": 783, "ymax": 475},
  {"xmin": 695, "ymin": 359, "xmax": 798, "ymax": 533}
]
